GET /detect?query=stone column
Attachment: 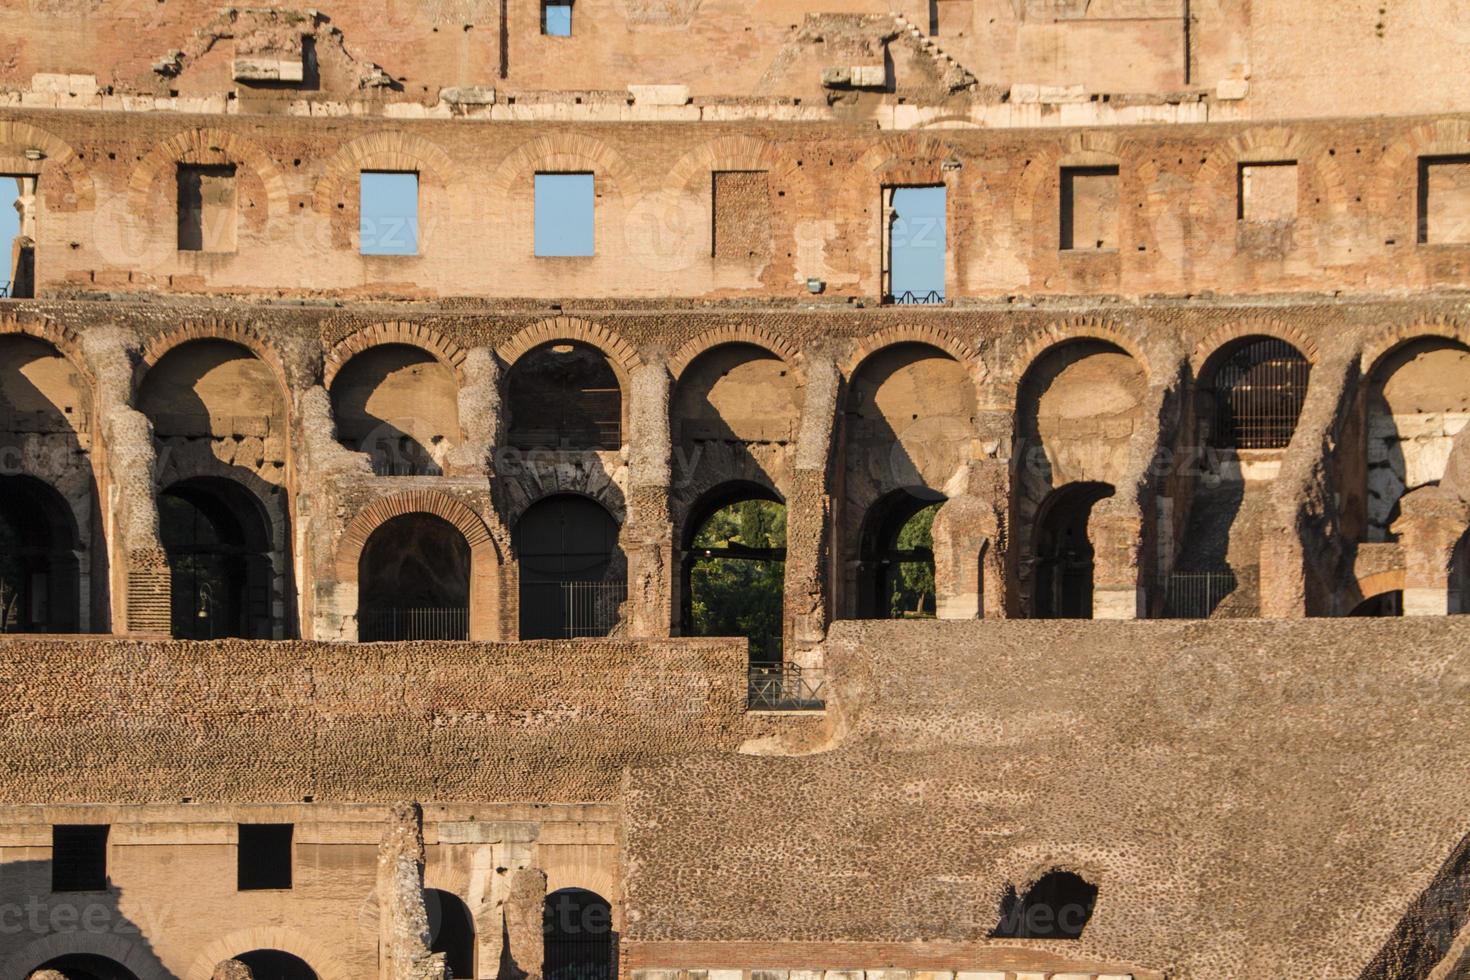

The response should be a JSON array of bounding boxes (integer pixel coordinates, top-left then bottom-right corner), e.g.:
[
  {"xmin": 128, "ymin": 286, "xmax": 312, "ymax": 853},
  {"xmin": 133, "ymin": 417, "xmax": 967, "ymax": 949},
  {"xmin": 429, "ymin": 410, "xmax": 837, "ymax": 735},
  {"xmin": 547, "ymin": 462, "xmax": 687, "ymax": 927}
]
[
  {"xmin": 623, "ymin": 358, "xmax": 673, "ymax": 637},
  {"xmin": 80, "ymin": 326, "xmax": 166, "ymax": 635},
  {"xmin": 783, "ymin": 354, "xmax": 839, "ymax": 662},
  {"xmin": 377, "ymin": 803, "xmax": 450, "ymax": 980},
  {"xmin": 296, "ymin": 383, "xmax": 372, "ymax": 640},
  {"xmin": 931, "ymin": 494, "xmax": 993, "ymax": 619},
  {"xmin": 1399, "ymin": 488, "xmax": 1470, "ymax": 616},
  {"xmin": 504, "ymin": 866, "xmax": 548, "ymax": 980}
]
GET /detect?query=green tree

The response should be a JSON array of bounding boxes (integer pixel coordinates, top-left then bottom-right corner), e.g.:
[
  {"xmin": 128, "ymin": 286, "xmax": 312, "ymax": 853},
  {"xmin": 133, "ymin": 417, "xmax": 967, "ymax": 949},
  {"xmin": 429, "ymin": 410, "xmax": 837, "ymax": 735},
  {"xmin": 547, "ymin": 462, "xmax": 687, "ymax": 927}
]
[
  {"xmin": 886, "ymin": 503, "xmax": 937, "ymax": 618},
  {"xmin": 689, "ymin": 500, "xmax": 786, "ymax": 662}
]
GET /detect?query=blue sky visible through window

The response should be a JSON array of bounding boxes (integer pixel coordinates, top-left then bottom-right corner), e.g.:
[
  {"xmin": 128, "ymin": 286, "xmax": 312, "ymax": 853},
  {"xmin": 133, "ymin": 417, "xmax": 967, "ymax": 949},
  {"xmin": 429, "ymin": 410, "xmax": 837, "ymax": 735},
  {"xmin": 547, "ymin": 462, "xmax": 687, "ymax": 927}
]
[
  {"xmin": 535, "ymin": 173, "xmax": 594, "ymax": 257},
  {"xmin": 0, "ymin": 179, "xmax": 17, "ymax": 292},
  {"xmin": 360, "ymin": 172, "xmax": 419, "ymax": 255},
  {"xmin": 890, "ymin": 185, "xmax": 946, "ymax": 300},
  {"xmin": 544, "ymin": 1, "xmax": 572, "ymax": 36}
]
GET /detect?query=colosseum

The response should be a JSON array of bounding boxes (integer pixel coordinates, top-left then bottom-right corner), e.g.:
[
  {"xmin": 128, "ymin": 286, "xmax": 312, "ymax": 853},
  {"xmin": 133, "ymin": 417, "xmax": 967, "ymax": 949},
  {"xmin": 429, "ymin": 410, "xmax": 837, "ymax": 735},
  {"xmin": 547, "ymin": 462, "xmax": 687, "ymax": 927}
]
[{"xmin": 0, "ymin": 1, "xmax": 1468, "ymax": 978}]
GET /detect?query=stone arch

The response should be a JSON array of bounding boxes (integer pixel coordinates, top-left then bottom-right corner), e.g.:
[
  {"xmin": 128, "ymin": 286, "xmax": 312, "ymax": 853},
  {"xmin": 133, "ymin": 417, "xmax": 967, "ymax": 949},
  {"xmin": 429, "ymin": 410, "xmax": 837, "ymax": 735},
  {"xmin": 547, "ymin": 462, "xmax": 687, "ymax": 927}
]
[
  {"xmin": 664, "ymin": 135, "xmax": 786, "ymax": 190},
  {"xmin": 186, "ymin": 929, "xmax": 349, "ymax": 980},
  {"xmin": 1356, "ymin": 568, "xmax": 1406, "ymax": 600},
  {"xmin": 3, "ymin": 932, "xmax": 167, "ymax": 980},
  {"xmin": 1370, "ymin": 117, "xmax": 1470, "ymax": 230},
  {"xmin": 323, "ymin": 321, "xmax": 468, "ymax": 389},
  {"xmin": 0, "ymin": 313, "xmax": 91, "ymax": 386},
  {"xmin": 334, "ymin": 490, "xmax": 500, "ymax": 640},
  {"xmin": 856, "ymin": 133, "xmax": 962, "ymax": 186},
  {"xmin": 483, "ymin": 132, "xmax": 641, "ymax": 201},
  {"xmin": 310, "ymin": 130, "xmax": 455, "ymax": 216},
  {"xmin": 1011, "ymin": 318, "xmax": 1150, "ymax": 389},
  {"xmin": 138, "ymin": 321, "xmax": 291, "ymax": 396},
  {"xmin": 669, "ymin": 326, "xmax": 801, "ymax": 380},
  {"xmin": 1011, "ymin": 131, "xmax": 1128, "ymax": 227},
  {"xmin": 498, "ymin": 317, "xmax": 642, "ymax": 378},
  {"xmin": 1361, "ymin": 318, "xmax": 1470, "ymax": 377},
  {"xmin": 126, "ymin": 127, "xmax": 289, "ymax": 219},
  {"xmin": 1190, "ymin": 319, "xmax": 1321, "ymax": 376},
  {"xmin": 845, "ymin": 324, "xmax": 975, "ymax": 377},
  {"xmin": 0, "ymin": 120, "xmax": 94, "ymax": 211}
]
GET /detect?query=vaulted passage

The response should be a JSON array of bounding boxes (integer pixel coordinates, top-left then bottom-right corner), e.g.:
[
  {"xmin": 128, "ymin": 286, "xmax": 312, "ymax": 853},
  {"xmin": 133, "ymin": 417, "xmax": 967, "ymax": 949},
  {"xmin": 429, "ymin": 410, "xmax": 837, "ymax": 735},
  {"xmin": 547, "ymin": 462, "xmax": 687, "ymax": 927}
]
[
  {"xmin": 331, "ymin": 344, "xmax": 460, "ymax": 476},
  {"xmin": 30, "ymin": 955, "xmax": 141, "ymax": 980},
  {"xmin": 544, "ymin": 888, "xmax": 615, "ymax": 980},
  {"xmin": 506, "ymin": 342, "xmax": 622, "ymax": 450},
  {"xmin": 427, "ymin": 887, "xmax": 475, "ymax": 978},
  {"xmin": 856, "ymin": 489, "xmax": 941, "ymax": 620},
  {"xmin": 516, "ymin": 494, "xmax": 625, "ymax": 639},
  {"xmin": 233, "ymin": 950, "xmax": 319, "ymax": 980},
  {"xmin": 0, "ymin": 475, "xmax": 80, "ymax": 633},
  {"xmin": 1202, "ymin": 336, "xmax": 1310, "ymax": 451},
  {"xmin": 1031, "ymin": 481, "xmax": 1115, "ymax": 619},
  {"xmin": 159, "ymin": 477, "xmax": 274, "ymax": 640},
  {"xmin": 682, "ymin": 485, "xmax": 786, "ymax": 665},
  {"xmin": 357, "ymin": 513, "xmax": 470, "ymax": 641}
]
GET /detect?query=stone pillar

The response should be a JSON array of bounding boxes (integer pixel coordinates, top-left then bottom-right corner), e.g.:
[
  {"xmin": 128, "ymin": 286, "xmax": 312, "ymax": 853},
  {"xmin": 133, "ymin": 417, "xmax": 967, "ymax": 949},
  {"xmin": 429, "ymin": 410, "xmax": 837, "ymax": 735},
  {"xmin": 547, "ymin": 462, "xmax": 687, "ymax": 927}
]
[
  {"xmin": 211, "ymin": 962, "xmax": 254, "ymax": 980},
  {"xmin": 80, "ymin": 326, "xmax": 166, "ymax": 635},
  {"xmin": 297, "ymin": 384, "xmax": 372, "ymax": 640},
  {"xmin": 783, "ymin": 354, "xmax": 839, "ymax": 660},
  {"xmin": 504, "ymin": 866, "xmax": 548, "ymax": 980},
  {"xmin": 1090, "ymin": 506, "xmax": 1145, "ymax": 619},
  {"xmin": 453, "ymin": 347, "xmax": 500, "ymax": 476},
  {"xmin": 1399, "ymin": 488, "xmax": 1470, "ymax": 616},
  {"xmin": 931, "ymin": 494, "xmax": 993, "ymax": 619},
  {"xmin": 377, "ymin": 803, "xmax": 450, "ymax": 980},
  {"xmin": 623, "ymin": 358, "xmax": 673, "ymax": 638}
]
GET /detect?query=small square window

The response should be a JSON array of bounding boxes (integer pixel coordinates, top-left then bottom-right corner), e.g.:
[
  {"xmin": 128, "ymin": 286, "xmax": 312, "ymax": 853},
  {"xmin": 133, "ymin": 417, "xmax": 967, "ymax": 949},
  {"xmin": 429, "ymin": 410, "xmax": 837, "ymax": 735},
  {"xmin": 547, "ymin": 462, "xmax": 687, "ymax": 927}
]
[
  {"xmin": 543, "ymin": 1, "xmax": 573, "ymax": 36},
  {"xmin": 360, "ymin": 171, "xmax": 419, "ymax": 256},
  {"xmin": 1060, "ymin": 165, "xmax": 1119, "ymax": 251},
  {"xmin": 177, "ymin": 164, "xmax": 238, "ymax": 253},
  {"xmin": 1238, "ymin": 161, "xmax": 1298, "ymax": 223},
  {"xmin": 238, "ymin": 823, "xmax": 293, "ymax": 891},
  {"xmin": 1418, "ymin": 155, "xmax": 1470, "ymax": 245},
  {"xmin": 535, "ymin": 173, "xmax": 594, "ymax": 257},
  {"xmin": 52, "ymin": 825, "xmax": 109, "ymax": 893}
]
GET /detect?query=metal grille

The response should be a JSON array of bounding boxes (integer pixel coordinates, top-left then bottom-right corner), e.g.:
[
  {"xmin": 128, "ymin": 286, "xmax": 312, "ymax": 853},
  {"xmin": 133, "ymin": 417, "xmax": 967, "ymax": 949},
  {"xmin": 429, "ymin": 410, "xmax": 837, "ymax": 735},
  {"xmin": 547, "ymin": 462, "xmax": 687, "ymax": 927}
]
[
  {"xmin": 747, "ymin": 663, "xmax": 826, "ymax": 710},
  {"xmin": 1209, "ymin": 338, "xmax": 1310, "ymax": 450},
  {"xmin": 1161, "ymin": 570, "xmax": 1237, "ymax": 619},
  {"xmin": 544, "ymin": 937, "xmax": 613, "ymax": 980},
  {"xmin": 359, "ymin": 606, "xmax": 468, "ymax": 641},
  {"xmin": 887, "ymin": 289, "xmax": 945, "ymax": 305},
  {"xmin": 51, "ymin": 825, "xmax": 108, "ymax": 893},
  {"xmin": 559, "ymin": 581, "xmax": 626, "ymax": 637}
]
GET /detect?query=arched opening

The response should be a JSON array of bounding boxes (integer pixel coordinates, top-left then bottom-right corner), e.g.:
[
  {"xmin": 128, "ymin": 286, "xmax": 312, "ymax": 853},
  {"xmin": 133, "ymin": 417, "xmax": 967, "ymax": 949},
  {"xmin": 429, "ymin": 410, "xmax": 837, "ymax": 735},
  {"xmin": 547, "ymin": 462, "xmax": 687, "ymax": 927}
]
[
  {"xmin": 357, "ymin": 513, "xmax": 470, "ymax": 641},
  {"xmin": 1351, "ymin": 590, "xmax": 1404, "ymax": 617},
  {"xmin": 0, "ymin": 475, "xmax": 80, "ymax": 633},
  {"xmin": 506, "ymin": 342, "xmax": 622, "ymax": 451},
  {"xmin": 330, "ymin": 344, "xmax": 460, "ymax": 476},
  {"xmin": 516, "ymin": 495, "xmax": 625, "ymax": 639},
  {"xmin": 138, "ymin": 339, "xmax": 286, "ymax": 457},
  {"xmin": 1364, "ymin": 338, "xmax": 1470, "ymax": 541},
  {"xmin": 856, "ymin": 489, "xmax": 941, "ymax": 620},
  {"xmin": 682, "ymin": 486, "xmax": 786, "ymax": 665},
  {"xmin": 544, "ymin": 888, "xmax": 615, "ymax": 980},
  {"xmin": 0, "ymin": 334, "xmax": 87, "ymax": 438},
  {"xmin": 1201, "ymin": 336, "xmax": 1310, "ymax": 451},
  {"xmin": 1031, "ymin": 481, "xmax": 1115, "ymax": 619},
  {"xmin": 991, "ymin": 870, "xmax": 1099, "ymax": 940},
  {"xmin": 233, "ymin": 950, "xmax": 318, "ymax": 980},
  {"xmin": 159, "ymin": 477, "xmax": 273, "ymax": 640},
  {"xmin": 30, "ymin": 955, "xmax": 140, "ymax": 980},
  {"xmin": 426, "ymin": 888, "xmax": 475, "ymax": 979},
  {"xmin": 672, "ymin": 343, "xmax": 799, "ymax": 446}
]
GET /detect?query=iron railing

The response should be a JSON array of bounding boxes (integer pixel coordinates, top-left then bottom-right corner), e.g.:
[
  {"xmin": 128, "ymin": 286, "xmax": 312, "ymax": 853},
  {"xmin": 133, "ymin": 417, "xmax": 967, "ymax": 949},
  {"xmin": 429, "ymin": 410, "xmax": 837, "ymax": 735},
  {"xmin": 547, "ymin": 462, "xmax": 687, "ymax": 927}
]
[
  {"xmin": 544, "ymin": 938, "xmax": 614, "ymax": 980},
  {"xmin": 522, "ymin": 581, "xmax": 627, "ymax": 638},
  {"xmin": 887, "ymin": 289, "xmax": 945, "ymax": 305},
  {"xmin": 1160, "ymin": 570, "xmax": 1238, "ymax": 619},
  {"xmin": 359, "ymin": 606, "xmax": 468, "ymax": 641},
  {"xmin": 747, "ymin": 662, "xmax": 826, "ymax": 710},
  {"xmin": 1210, "ymin": 338, "xmax": 1310, "ymax": 450}
]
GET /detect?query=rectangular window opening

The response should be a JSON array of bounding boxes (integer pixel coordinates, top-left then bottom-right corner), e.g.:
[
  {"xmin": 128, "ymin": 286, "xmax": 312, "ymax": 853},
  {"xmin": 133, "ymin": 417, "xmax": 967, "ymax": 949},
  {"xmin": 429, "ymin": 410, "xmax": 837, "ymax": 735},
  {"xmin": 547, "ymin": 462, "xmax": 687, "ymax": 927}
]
[
  {"xmin": 52, "ymin": 825, "xmax": 109, "ymax": 893},
  {"xmin": 1418, "ymin": 155, "xmax": 1470, "ymax": 245},
  {"xmin": 543, "ymin": 0, "xmax": 573, "ymax": 36},
  {"xmin": 711, "ymin": 170, "xmax": 771, "ymax": 260},
  {"xmin": 883, "ymin": 184, "xmax": 946, "ymax": 304},
  {"xmin": 535, "ymin": 172, "xmax": 595, "ymax": 257},
  {"xmin": 1238, "ymin": 161, "xmax": 1298, "ymax": 223},
  {"xmin": 1, "ymin": 175, "xmax": 35, "ymax": 299},
  {"xmin": 360, "ymin": 171, "xmax": 420, "ymax": 256},
  {"xmin": 1060, "ymin": 165, "xmax": 1119, "ymax": 251},
  {"xmin": 178, "ymin": 163, "xmax": 238, "ymax": 253},
  {"xmin": 238, "ymin": 823, "xmax": 293, "ymax": 891}
]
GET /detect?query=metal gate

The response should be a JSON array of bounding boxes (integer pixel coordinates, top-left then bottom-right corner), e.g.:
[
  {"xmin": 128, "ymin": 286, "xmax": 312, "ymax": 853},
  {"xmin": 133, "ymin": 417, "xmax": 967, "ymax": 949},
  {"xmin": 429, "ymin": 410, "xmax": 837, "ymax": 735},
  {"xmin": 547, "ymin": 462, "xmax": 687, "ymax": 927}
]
[{"xmin": 1210, "ymin": 338, "xmax": 1310, "ymax": 450}]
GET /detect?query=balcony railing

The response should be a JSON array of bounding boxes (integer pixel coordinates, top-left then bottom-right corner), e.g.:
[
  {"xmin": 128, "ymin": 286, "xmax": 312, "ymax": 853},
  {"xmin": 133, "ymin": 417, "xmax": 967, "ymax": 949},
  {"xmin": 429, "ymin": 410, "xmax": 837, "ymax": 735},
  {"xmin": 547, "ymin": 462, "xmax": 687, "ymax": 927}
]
[
  {"xmin": 359, "ymin": 606, "xmax": 468, "ymax": 641},
  {"xmin": 886, "ymin": 289, "xmax": 945, "ymax": 306},
  {"xmin": 522, "ymin": 581, "xmax": 627, "ymax": 639},
  {"xmin": 1160, "ymin": 570, "xmax": 1238, "ymax": 619},
  {"xmin": 747, "ymin": 662, "xmax": 826, "ymax": 711}
]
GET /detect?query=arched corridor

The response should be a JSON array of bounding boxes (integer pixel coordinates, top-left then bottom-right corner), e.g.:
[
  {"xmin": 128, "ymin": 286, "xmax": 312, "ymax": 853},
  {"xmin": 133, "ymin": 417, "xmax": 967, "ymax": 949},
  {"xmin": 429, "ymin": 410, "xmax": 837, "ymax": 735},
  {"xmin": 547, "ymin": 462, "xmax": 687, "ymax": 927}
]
[
  {"xmin": 233, "ymin": 950, "xmax": 318, "ymax": 980},
  {"xmin": 516, "ymin": 495, "xmax": 625, "ymax": 639},
  {"xmin": 29, "ymin": 955, "xmax": 140, "ymax": 980},
  {"xmin": 330, "ymin": 344, "xmax": 460, "ymax": 476},
  {"xmin": 1031, "ymin": 482, "xmax": 1115, "ymax": 619},
  {"xmin": 159, "ymin": 477, "xmax": 274, "ymax": 640},
  {"xmin": 855, "ymin": 489, "xmax": 941, "ymax": 620},
  {"xmin": 426, "ymin": 888, "xmax": 475, "ymax": 978},
  {"xmin": 357, "ymin": 513, "xmax": 471, "ymax": 641},
  {"xmin": 543, "ymin": 888, "xmax": 615, "ymax": 980},
  {"xmin": 0, "ymin": 475, "xmax": 81, "ymax": 633},
  {"xmin": 506, "ymin": 342, "xmax": 622, "ymax": 451},
  {"xmin": 1201, "ymin": 336, "xmax": 1310, "ymax": 451},
  {"xmin": 682, "ymin": 486, "xmax": 786, "ymax": 665}
]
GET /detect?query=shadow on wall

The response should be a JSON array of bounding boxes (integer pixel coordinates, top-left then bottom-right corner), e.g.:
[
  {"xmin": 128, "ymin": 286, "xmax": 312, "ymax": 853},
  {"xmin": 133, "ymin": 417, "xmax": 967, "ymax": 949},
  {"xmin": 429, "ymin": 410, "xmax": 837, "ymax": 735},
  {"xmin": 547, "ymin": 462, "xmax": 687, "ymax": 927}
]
[
  {"xmin": 1358, "ymin": 828, "xmax": 1470, "ymax": 978},
  {"xmin": 0, "ymin": 859, "xmax": 170, "ymax": 979}
]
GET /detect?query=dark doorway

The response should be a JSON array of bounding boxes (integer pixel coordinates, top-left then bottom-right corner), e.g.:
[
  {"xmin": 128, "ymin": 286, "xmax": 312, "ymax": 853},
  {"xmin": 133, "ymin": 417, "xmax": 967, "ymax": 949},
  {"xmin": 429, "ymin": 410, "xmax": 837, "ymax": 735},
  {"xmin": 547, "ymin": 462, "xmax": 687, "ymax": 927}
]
[
  {"xmin": 234, "ymin": 950, "xmax": 318, "ymax": 980},
  {"xmin": 32, "ymin": 955, "xmax": 141, "ymax": 980},
  {"xmin": 1351, "ymin": 590, "xmax": 1404, "ymax": 617},
  {"xmin": 158, "ymin": 477, "xmax": 273, "ymax": 640},
  {"xmin": 1203, "ymin": 337, "xmax": 1310, "ymax": 450},
  {"xmin": 991, "ymin": 870, "xmax": 1099, "ymax": 939},
  {"xmin": 1032, "ymin": 482, "xmax": 1114, "ymax": 619},
  {"xmin": 0, "ymin": 474, "xmax": 80, "ymax": 633},
  {"xmin": 683, "ymin": 486, "xmax": 786, "ymax": 666},
  {"xmin": 358, "ymin": 513, "xmax": 470, "ymax": 641},
  {"xmin": 506, "ymin": 342, "xmax": 622, "ymax": 450},
  {"xmin": 544, "ymin": 888, "xmax": 615, "ymax": 980},
  {"xmin": 516, "ymin": 494, "xmax": 625, "ymax": 639},
  {"xmin": 856, "ymin": 489, "xmax": 941, "ymax": 619},
  {"xmin": 427, "ymin": 888, "xmax": 475, "ymax": 978}
]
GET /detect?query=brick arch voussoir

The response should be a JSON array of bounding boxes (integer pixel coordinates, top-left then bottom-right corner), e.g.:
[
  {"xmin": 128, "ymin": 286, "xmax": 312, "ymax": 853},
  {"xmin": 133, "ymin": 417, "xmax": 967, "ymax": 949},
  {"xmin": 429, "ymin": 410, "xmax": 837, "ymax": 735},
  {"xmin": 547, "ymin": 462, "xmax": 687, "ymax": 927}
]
[
  {"xmin": 1190, "ymin": 319, "xmax": 1322, "ymax": 378},
  {"xmin": 1361, "ymin": 317, "xmax": 1470, "ymax": 378},
  {"xmin": 4, "ymin": 930, "xmax": 169, "ymax": 980},
  {"xmin": 1354, "ymin": 568, "xmax": 1406, "ymax": 602},
  {"xmin": 323, "ymin": 321, "xmax": 468, "ymax": 388},
  {"xmin": 186, "ymin": 927, "xmax": 352, "ymax": 980},
  {"xmin": 669, "ymin": 325, "xmax": 802, "ymax": 380},
  {"xmin": 845, "ymin": 324, "xmax": 975, "ymax": 378},
  {"xmin": 1370, "ymin": 118, "xmax": 1470, "ymax": 217},
  {"xmin": 665, "ymin": 135, "xmax": 785, "ymax": 190},
  {"xmin": 497, "ymin": 317, "xmax": 643, "ymax": 379},
  {"xmin": 484, "ymin": 132, "xmax": 641, "ymax": 201},
  {"xmin": 335, "ymin": 489, "xmax": 495, "ymax": 579},
  {"xmin": 311, "ymin": 131, "xmax": 455, "ymax": 215},
  {"xmin": 0, "ymin": 313, "xmax": 91, "ymax": 383},
  {"xmin": 127, "ymin": 127, "xmax": 289, "ymax": 217},
  {"xmin": 138, "ymin": 321, "xmax": 292, "ymax": 398},
  {"xmin": 0, "ymin": 120, "xmax": 95, "ymax": 211},
  {"xmin": 1011, "ymin": 318, "xmax": 1150, "ymax": 390}
]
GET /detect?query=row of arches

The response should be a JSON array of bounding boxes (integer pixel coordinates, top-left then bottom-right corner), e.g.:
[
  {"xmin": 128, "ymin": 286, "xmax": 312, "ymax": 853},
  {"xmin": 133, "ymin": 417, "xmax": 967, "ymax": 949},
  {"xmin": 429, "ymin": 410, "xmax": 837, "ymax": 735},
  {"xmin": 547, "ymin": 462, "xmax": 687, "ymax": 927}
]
[{"xmin": 21, "ymin": 888, "xmax": 611, "ymax": 980}]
